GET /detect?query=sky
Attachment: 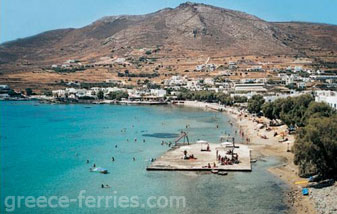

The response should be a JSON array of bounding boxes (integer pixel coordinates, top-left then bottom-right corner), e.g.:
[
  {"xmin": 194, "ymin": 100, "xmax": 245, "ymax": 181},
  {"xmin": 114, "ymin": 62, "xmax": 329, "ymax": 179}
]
[{"xmin": 1, "ymin": 0, "xmax": 337, "ymax": 43}]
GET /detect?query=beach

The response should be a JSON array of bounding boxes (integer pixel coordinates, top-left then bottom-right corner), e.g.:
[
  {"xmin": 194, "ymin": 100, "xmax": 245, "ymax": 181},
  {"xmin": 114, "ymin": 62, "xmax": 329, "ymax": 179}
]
[{"xmin": 177, "ymin": 100, "xmax": 337, "ymax": 214}]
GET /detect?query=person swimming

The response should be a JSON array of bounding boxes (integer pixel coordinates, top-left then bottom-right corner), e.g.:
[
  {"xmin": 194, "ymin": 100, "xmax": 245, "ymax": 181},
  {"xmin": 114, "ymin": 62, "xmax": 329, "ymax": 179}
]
[{"xmin": 112, "ymin": 157, "xmax": 115, "ymax": 161}]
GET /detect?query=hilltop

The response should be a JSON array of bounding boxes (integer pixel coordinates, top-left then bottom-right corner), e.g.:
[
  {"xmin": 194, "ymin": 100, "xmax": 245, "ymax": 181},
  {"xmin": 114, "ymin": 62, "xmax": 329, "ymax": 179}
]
[{"xmin": 0, "ymin": 2, "xmax": 336, "ymax": 67}]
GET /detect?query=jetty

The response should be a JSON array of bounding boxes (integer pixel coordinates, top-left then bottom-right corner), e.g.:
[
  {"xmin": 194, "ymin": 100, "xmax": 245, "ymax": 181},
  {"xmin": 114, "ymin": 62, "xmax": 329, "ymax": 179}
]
[{"xmin": 147, "ymin": 143, "xmax": 251, "ymax": 172}]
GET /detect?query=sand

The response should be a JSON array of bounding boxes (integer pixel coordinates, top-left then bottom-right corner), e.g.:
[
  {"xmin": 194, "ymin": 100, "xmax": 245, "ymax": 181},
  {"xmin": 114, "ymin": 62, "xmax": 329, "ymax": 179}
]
[
  {"xmin": 224, "ymin": 106, "xmax": 316, "ymax": 214},
  {"xmin": 147, "ymin": 143, "xmax": 251, "ymax": 171},
  {"xmin": 177, "ymin": 101, "xmax": 316, "ymax": 214}
]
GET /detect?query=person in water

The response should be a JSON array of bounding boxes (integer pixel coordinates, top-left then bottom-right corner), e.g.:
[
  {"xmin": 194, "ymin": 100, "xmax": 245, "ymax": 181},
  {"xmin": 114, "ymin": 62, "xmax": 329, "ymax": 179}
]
[
  {"xmin": 93, "ymin": 163, "xmax": 96, "ymax": 168},
  {"xmin": 86, "ymin": 160, "xmax": 89, "ymax": 164},
  {"xmin": 101, "ymin": 184, "xmax": 104, "ymax": 188},
  {"xmin": 112, "ymin": 157, "xmax": 115, "ymax": 161},
  {"xmin": 133, "ymin": 157, "xmax": 136, "ymax": 161}
]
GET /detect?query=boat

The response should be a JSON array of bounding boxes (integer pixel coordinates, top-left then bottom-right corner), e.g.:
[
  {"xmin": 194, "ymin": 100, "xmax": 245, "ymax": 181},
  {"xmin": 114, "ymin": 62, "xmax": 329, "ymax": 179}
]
[
  {"xmin": 218, "ymin": 171, "xmax": 228, "ymax": 176},
  {"xmin": 90, "ymin": 167, "xmax": 108, "ymax": 174}
]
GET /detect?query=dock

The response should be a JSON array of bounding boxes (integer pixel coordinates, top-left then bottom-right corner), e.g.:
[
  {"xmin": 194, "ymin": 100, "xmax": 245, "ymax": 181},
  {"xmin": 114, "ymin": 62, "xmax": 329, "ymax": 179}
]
[{"xmin": 147, "ymin": 143, "xmax": 251, "ymax": 172}]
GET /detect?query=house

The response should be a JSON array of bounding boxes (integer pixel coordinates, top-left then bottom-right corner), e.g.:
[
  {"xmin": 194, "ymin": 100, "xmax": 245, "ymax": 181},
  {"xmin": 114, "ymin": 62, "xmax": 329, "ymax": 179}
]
[{"xmin": 315, "ymin": 90, "xmax": 337, "ymax": 110}]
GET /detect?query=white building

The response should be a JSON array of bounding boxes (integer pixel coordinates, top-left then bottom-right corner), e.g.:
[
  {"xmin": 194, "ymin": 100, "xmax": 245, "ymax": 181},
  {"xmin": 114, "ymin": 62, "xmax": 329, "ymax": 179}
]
[
  {"xmin": 150, "ymin": 89, "xmax": 166, "ymax": 97},
  {"xmin": 234, "ymin": 83, "xmax": 267, "ymax": 92},
  {"xmin": 315, "ymin": 90, "xmax": 337, "ymax": 110}
]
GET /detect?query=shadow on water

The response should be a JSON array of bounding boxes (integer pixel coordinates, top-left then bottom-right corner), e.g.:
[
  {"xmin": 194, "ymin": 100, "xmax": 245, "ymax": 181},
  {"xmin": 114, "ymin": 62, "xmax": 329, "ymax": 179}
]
[{"xmin": 142, "ymin": 133, "xmax": 180, "ymax": 138}]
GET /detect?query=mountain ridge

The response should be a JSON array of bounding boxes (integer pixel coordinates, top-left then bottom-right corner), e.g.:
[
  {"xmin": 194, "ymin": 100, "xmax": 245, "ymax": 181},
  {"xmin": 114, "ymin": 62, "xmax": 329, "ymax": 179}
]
[{"xmin": 1, "ymin": 2, "xmax": 337, "ymax": 67}]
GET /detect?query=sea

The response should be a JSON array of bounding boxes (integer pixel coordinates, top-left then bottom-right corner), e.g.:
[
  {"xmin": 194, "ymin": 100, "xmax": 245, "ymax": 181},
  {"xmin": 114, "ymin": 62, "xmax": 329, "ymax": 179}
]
[{"xmin": 0, "ymin": 101, "xmax": 289, "ymax": 213}]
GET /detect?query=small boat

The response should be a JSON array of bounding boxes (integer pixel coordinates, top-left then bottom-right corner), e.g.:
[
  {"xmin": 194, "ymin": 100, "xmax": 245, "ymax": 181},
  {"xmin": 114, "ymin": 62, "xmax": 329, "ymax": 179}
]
[
  {"xmin": 250, "ymin": 159, "xmax": 257, "ymax": 163},
  {"xmin": 218, "ymin": 171, "xmax": 228, "ymax": 176},
  {"xmin": 90, "ymin": 167, "xmax": 108, "ymax": 174}
]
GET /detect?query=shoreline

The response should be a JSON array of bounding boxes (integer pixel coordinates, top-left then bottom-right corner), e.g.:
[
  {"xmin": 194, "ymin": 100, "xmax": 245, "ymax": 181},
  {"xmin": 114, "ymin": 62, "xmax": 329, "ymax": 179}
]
[
  {"xmin": 177, "ymin": 100, "xmax": 316, "ymax": 214},
  {"xmin": 1, "ymin": 99, "xmax": 327, "ymax": 213}
]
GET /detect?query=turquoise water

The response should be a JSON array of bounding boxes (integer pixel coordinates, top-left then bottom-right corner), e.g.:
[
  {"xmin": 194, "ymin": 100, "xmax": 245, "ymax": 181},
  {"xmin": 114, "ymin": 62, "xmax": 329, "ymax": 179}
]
[{"xmin": 1, "ymin": 101, "xmax": 289, "ymax": 213}]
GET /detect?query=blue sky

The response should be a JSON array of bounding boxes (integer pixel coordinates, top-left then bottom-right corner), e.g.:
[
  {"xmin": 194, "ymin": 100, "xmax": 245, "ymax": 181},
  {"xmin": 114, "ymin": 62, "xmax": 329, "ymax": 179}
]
[{"xmin": 1, "ymin": 0, "xmax": 336, "ymax": 43}]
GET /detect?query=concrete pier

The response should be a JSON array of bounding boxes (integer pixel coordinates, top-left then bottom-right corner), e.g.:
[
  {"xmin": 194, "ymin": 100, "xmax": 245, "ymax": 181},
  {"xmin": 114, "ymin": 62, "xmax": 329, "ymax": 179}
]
[{"xmin": 147, "ymin": 143, "xmax": 251, "ymax": 171}]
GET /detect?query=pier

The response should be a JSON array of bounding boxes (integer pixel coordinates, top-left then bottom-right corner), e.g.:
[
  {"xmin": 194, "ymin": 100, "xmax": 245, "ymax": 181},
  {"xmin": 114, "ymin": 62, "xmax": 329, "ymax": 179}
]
[{"xmin": 147, "ymin": 143, "xmax": 251, "ymax": 172}]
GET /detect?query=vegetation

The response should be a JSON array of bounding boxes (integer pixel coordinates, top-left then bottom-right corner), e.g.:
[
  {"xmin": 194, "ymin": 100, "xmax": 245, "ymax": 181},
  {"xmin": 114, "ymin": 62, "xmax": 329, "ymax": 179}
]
[
  {"xmin": 52, "ymin": 67, "xmax": 85, "ymax": 73},
  {"xmin": 25, "ymin": 88, "xmax": 33, "ymax": 96},
  {"xmin": 117, "ymin": 71, "xmax": 159, "ymax": 78},
  {"xmin": 293, "ymin": 115, "xmax": 337, "ymax": 178},
  {"xmin": 262, "ymin": 94, "xmax": 314, "ymax": 127},
  {"xmin": 261, "ymin": 94, "xmax": 337, "ymax": 178},
  {"xmin": 177, "ymin": 90, "xmax": 235, "ymax": 105},
  {"xmin": 247, "ymin": 95, "xmax": 265, "ymax": 114},
  {"xmin": 106, "ymin": 91, "xmax": 129, "ymax": 100},
  {"xmin": 97, "ymin": 90, "xmax": 104, "ymax": 99},
  {"xmin": 233, "ymin": 96, "xmax": 248, "ymax": 103}
]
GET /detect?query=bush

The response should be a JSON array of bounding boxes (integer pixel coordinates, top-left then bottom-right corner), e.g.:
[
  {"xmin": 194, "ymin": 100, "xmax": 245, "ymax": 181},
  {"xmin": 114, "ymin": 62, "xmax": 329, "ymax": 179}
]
[
  {"xmin": 247, "ymin": 95, "xmax": 265, "ymax": 113},
  {"xmin": 294, "ymin": 115, "xmax": 337, "ymax": 178},
  {"xmin": 107, "ymin": 91, "xmax": 128, "ymax": 100},
  {"xmin": 25, "ymin": 88, "xmax": 33, "ymax": 96}
]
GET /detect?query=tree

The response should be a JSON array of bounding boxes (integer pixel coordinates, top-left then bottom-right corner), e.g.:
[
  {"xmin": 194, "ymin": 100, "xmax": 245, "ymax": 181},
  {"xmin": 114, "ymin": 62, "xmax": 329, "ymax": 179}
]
[
  {"xmin": 97, "ymin": 90, "xmax": 104, "ymax": 100},
  {"xmin": 25, "ymin": 88, "xmax": 33, "ymax": 96},
  {"xmin": 262, "ymin": 102, "xmax": 276, "ymax": 119},
  {"xmin": 233, "ymin": 96, "xmax": 248, "ymax": 103},
  {"xmin": 247, "ymin": 95, "xmax": 265, "ymax": 113},
  {"xmin": 293, "ymin": 115, "xmax": 337, "ymax": 178},
  {"xmin": 303, "ymin": 102, "xmax": 335, "ymax": 122},
  {"xmin": 107, "ymin": 91, "xmax": 128, "ymax": 100}
]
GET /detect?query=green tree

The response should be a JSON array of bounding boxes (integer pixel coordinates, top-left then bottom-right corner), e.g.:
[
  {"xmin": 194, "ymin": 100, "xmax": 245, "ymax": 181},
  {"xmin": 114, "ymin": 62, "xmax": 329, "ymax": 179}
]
[
  {"xmin": 97, "ymin": 90, "xmax": 104, "ymax": 99},
  {"xmin": 262, "ymin": 102, "xmax": 276, "ymax": 119},
  {"xmin": 293, "ymin": 115, "xmax": 337, "ymax": 178},
  {"xmin": 247, "ymin": 95, "xmax": 265, "ymax": 113},
  {"xmin": 107, "ymin": 91, "xmax": 128, "ymax": 100},
  {"xmin": 233, "ymin": 96, "xmax": 248, "ymax": 104},
  {"xmin": 303, "ymin": 102, "xmax": 335, "ymax": 122},
  {"xmin": 25, "ymin": 88, "xmax": 33, "ymax": 96}
]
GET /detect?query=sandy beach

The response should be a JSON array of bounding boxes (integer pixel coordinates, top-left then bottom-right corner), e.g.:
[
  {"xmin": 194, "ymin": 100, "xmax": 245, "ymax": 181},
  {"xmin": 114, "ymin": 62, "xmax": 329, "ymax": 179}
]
[{"xmin": 177, "ymin": 101, "xmax": 317, "ymax": 214}]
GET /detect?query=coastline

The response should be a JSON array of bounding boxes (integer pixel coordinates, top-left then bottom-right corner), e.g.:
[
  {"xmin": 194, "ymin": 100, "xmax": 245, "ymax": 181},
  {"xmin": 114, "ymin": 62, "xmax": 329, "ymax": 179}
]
[
  {"xmin": 2, "ymin": 99, "xmax": 332, "ymax": 213},
  {"xmin": 176, "ymin": 100, "xmax": 316, "ymax": 214}
]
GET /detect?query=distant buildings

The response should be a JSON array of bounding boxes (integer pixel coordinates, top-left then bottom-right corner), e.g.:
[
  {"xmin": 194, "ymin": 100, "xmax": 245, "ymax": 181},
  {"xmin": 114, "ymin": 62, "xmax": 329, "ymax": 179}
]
[
  {"xmin": 234, "ymin": 83, "xmax": 267, "ymax": 92},
  {"xmin": 0, "ymin": 85, "xmax": 10, "ymax": 98}
]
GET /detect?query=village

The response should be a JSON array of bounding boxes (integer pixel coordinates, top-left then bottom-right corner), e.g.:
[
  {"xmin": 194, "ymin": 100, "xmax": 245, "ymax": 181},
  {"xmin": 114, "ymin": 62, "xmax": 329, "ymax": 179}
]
[{"xmin": 1, "ymin": 55, "xmax": 336, "ymax": 109}]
